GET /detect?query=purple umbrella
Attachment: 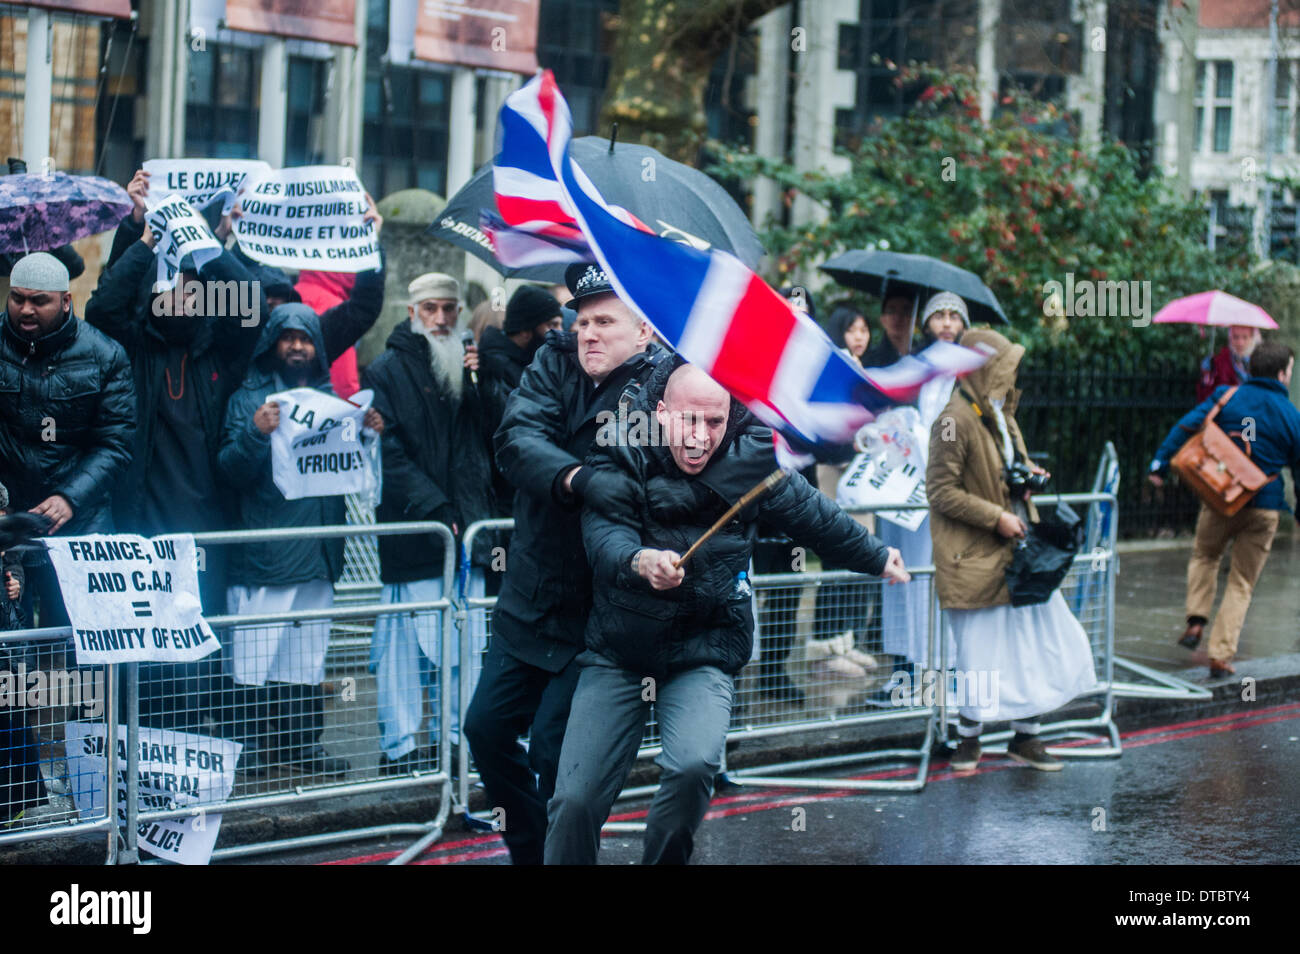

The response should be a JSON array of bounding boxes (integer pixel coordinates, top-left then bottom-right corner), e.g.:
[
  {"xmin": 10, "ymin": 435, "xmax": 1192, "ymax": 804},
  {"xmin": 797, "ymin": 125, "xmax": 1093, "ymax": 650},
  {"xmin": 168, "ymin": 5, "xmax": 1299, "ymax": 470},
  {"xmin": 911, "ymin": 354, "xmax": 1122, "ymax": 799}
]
[{"xmin": 0, "ymin": 172, "xmax": 132, "ymax": 254}]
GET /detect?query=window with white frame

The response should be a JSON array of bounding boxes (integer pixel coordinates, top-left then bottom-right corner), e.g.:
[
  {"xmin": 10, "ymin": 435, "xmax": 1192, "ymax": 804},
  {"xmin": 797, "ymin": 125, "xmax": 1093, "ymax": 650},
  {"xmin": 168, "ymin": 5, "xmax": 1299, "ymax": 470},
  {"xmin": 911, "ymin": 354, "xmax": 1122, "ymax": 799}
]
[{"xmin": 1194, "ymin": 60, "xmax": 1234, "ymax": 154}]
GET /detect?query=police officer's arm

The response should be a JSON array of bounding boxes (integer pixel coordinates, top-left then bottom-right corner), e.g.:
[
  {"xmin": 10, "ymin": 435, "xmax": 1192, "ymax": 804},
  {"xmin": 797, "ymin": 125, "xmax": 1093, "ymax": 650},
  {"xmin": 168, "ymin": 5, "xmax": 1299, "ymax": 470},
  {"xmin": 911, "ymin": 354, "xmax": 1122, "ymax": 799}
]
[
  {"xmin": 83, "ymin": 238, "xmax": 155, "ymax": 351},
  {"xmin": 926, "ymin": 416, "xmax": 1004, "ymax": 533},
  {"xmin": 494, "ymin": 344, "xmax": 584, "ymax": 505},
  {"xmin": 759, "ymin": 470, "xmax": 890, "ymax": 576},
  {"xmin": 52, "ymin": 342, "xmax": 136, "ymax": 520}
]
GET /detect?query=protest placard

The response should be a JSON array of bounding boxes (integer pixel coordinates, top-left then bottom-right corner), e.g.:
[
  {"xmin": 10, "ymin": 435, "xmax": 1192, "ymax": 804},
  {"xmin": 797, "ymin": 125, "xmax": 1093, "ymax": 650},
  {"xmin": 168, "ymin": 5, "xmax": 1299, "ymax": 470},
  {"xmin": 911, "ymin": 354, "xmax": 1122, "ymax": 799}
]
[
  {"xmin": 44, "ymin": 534, "xmax": 220, "ymax": 666},
  {"xmin": 142, "ymin": 158, "xmax": 272, "ymax": 215},
  {"xmin": 233, "ymin": 165, "xmax": 380, "ymax": 271},
  {"xmin": 145, "ymin": 193, "xmax": 224, "ymax": 292},
  {"xmin": 837, "ymin": 453, "xmax": 928, "ymax": 532},
  {"xmin": 65, "ymin": 722, "xmax": 240, "ymax": 866},
  {"xmin": 268, "ymin": 387, "xmax": 380, "ymax": 500}
]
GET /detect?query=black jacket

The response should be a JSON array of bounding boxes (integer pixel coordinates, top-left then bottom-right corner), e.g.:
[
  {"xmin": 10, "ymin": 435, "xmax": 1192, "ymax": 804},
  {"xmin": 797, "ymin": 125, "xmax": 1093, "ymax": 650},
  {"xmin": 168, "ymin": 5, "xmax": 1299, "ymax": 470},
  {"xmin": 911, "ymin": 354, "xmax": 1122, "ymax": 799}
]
[
  {"xmin": 492, "ymin": 332, "xmax": 663, "ymax": 672},
  {"xmin": 218, "ymin": 305, "xmax": 345, "ymax": 587},
  {"xmin": 479, "ymin": 324, "xmax": 536, "ymax": 397},
  {"xmin": 90, "ymin": 217, "xmax": 385, "ymax": 531},
  {"xmin": 580, "ymin": 358, "xmax": 891, "ymax": 678},
  {"xmin": 362, "ymin": 321, "xmax": 498, "ymax": 582},
  {"xmin": 0, "ymin": 309, "xmax": 135, "ymax": 534},
  {"xmin": 85, "ymin": 225, "xmax": 263, "ymax": 532}
]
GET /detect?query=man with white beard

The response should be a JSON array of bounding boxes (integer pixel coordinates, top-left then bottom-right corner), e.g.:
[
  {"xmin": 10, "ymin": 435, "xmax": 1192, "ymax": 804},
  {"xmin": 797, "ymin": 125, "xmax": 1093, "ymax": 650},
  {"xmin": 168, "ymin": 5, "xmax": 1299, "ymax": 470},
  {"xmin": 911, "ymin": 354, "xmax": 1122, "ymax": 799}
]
[{"xmin": 362, "ymin": 274, "xmax": 499, "ymax": 774}]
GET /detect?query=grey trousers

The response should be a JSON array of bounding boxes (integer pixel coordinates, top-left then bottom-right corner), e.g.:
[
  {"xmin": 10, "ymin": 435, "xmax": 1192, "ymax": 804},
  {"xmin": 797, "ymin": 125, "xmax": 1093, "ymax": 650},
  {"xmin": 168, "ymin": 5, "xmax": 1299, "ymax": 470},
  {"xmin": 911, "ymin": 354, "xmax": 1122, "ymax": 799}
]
[{"xmin": 544, "ymin": 660, "xmax": 734, "ymax": 865}]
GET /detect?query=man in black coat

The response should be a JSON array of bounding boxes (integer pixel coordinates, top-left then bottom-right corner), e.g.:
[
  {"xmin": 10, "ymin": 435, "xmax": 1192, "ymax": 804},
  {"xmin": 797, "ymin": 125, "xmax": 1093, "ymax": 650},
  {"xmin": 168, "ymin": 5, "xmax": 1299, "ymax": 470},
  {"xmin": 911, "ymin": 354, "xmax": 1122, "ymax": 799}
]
[
  {"xmin": 545, "ymin": 361, "xmax": 908, "ymax": 865},
  {"xmin": 361, "ymin": 272, "xmax": 498, "ymax": 773},
  {"xmin": 1, "ymin": 252, "xmax": 135, "ymax": 627},
  {"xmin": 464, "ymin": 263, "xmax": 661, "ymax": 865}
]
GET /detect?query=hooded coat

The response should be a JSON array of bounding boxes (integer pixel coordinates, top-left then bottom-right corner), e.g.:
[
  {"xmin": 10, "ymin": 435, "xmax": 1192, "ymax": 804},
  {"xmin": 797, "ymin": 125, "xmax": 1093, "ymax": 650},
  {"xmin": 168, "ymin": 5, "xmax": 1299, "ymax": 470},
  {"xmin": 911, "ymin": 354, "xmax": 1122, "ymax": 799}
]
[
  {"xmin": 580, "ymin": 357, "xmax": 891, "ymax": 677},
  {"xmin": 0, "ymin": 306, "xmax": 134, "ymax": 534},
  {"xmin": 361, "ymin": 320, "xmax": 498, "ymax": 581},
  {"xmin": 218, "ymin": 304, "xmax": 346, "ymax": 588},
  {"xmin": 926, "ymin": 328, "xmax": 1038, "ymax": 611}
]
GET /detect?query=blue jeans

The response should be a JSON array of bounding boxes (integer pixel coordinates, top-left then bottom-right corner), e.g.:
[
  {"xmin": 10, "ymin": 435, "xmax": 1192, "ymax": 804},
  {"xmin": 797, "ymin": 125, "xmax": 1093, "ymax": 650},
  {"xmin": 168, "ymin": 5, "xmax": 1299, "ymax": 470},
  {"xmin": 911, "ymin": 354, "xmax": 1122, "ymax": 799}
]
[
  {"xmin": 545, "ymin": 658, "xmax": 734, "ymax": 865},
  {"xmin": 369, "ymin": 571, "xmax": 486, "ymax": 759}
]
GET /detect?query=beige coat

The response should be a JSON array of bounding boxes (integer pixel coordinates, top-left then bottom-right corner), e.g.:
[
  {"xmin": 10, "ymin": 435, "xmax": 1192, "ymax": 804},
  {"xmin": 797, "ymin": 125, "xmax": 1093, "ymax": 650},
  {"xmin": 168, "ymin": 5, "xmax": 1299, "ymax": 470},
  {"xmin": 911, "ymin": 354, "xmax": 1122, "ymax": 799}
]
[{"xmin": 926, "ymin": 329, "xmax": 1038, "ymax": 610}]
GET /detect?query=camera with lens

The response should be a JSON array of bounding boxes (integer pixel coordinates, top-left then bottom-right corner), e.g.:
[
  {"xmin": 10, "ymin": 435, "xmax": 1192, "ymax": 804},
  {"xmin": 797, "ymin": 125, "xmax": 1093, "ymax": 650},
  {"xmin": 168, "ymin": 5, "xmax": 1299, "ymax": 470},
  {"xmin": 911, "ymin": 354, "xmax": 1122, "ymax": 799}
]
[{"xmin": 1005, "ymin": 461, "xmax": 1050, "ymax": 496}]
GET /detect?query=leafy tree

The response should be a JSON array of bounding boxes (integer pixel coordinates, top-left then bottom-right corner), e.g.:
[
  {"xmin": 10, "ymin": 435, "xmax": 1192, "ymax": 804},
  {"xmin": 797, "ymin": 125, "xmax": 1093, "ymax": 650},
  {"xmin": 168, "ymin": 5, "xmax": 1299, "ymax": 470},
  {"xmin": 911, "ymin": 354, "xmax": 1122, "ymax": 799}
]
[
  {"xmin": 710, "ymin": 64, "xmax": 1267, "ymax": 360},
  {"xmin": 598, "ymin": 0, "xmax": 786, "ymax": 163}
]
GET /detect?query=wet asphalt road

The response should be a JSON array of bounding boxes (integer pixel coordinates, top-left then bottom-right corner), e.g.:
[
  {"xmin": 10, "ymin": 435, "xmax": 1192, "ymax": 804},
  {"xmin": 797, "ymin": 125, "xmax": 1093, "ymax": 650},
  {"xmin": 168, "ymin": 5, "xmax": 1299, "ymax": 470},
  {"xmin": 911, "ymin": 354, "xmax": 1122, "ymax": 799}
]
[{"xmin": 238, "ymin": 701, "xmax": 1300, "ymax": 865}]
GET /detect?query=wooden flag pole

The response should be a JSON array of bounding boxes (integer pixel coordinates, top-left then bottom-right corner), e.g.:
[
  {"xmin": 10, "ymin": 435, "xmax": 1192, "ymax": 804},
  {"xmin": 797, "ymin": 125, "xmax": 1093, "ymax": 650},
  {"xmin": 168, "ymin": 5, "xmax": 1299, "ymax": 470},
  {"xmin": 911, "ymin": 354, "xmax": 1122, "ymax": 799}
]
[{"xmin": 673, "ymin": 469, "xmax": 788, "ymax": 569}]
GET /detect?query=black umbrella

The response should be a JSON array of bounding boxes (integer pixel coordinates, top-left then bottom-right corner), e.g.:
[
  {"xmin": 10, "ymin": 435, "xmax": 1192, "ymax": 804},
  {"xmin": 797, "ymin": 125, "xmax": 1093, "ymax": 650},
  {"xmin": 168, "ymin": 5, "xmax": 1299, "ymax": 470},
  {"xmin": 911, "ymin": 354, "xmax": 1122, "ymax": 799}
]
[
  {"xmin": 428, "ymin": 136, "xmax": 765, "ymax": 282},
  {"xmin": 819, "ymin": 249, "xmax": 1009, "ymax": 325}
]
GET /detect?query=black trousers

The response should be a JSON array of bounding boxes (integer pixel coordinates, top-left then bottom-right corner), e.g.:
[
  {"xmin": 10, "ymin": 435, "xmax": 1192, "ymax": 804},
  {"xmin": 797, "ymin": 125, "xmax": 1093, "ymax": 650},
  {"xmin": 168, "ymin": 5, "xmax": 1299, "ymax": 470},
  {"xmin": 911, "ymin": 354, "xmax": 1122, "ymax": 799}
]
[{"xmin": 463, "ymin": 640, "xmax": 581, "ymax": 866}]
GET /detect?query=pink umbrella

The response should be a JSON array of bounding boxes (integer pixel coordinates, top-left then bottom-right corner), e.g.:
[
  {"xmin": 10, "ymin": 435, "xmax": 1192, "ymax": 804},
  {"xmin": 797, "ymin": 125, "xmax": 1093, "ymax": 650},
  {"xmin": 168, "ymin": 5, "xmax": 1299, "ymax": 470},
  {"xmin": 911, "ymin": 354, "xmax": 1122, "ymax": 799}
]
[{"xmin": 1152, "ymin": 290, "xmax": 1277, "ymax": 329}]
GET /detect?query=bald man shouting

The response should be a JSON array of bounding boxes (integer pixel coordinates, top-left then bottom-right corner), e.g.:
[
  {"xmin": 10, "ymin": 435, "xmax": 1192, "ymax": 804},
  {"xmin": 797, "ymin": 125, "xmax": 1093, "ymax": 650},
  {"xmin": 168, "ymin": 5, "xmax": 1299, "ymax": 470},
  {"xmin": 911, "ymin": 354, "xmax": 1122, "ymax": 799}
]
[{"xmin": 545, "ymin": 359, "xmax": 908, "ymax": 865}]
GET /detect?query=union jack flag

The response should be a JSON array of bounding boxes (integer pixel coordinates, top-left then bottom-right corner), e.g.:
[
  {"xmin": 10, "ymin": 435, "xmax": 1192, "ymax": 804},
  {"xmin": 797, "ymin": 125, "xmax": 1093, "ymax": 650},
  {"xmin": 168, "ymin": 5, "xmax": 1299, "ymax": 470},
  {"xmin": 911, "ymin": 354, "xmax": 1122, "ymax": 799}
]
[{"xmin": 488, "ymin": 71, "xmax": 985, "ymax": 467}]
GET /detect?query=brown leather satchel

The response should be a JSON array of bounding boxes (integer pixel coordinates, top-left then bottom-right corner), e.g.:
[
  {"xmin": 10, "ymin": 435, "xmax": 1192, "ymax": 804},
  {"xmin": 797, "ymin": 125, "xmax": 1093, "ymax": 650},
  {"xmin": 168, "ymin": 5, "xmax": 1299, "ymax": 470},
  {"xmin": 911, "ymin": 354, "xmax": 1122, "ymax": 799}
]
[{"xmin": 1170, "ymin": 387, "xmax": 1275, "ymax": 517}]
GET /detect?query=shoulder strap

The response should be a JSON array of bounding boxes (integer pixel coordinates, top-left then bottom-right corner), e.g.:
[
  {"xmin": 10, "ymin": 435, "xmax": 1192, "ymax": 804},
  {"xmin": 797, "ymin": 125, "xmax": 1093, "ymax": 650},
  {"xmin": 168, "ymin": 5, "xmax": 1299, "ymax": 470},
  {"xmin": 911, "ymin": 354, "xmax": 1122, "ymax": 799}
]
[{"xmin": 1204, "ymin": 386, "xmax": 1237, "ymax": 426}]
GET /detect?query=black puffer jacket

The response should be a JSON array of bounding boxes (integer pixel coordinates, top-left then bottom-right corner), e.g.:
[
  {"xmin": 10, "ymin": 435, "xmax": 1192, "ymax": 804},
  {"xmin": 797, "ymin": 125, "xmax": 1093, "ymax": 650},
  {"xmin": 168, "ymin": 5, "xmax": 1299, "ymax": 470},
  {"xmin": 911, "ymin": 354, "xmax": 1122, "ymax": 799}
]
[
  {"xmin": 580, "ymin": 358, "xmax": 892, "ymax": 678},
  {"xmin": 218, "ymin": 305, "xmax": 345, "ymax": 587},
  {"xmin": 362, "ymin": 321, "xmax": 498, "ymax": 582},
  {"xmin": 0, "ymin": 309, "xmax": 135, "ymax": 534},
  {"xmin": 492, "ymin": 331, "xmax": 663, "ymax": 672}
]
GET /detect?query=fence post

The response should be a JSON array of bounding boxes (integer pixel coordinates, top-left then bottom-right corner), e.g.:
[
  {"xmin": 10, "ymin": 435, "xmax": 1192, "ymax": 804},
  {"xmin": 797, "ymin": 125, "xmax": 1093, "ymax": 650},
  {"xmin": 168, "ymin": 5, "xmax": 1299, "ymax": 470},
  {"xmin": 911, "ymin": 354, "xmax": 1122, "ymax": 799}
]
[{"xmin": 120, "ymin": 662, "xmax": 140, "ymax": 864}]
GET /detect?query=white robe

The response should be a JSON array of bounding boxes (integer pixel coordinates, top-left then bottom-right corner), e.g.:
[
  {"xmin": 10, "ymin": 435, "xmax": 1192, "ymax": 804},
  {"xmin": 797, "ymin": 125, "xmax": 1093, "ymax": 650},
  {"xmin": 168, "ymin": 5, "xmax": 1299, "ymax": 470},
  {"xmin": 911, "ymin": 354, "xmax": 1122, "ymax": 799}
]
[
  {"xmin": 881, "ymin": 374, "xmax": 957, "ymax": 666},
  {"xmin": 948, "ymin": 590, "xmax": 1099, "ymax": 722},
  {"xmin": 226, "ymin": 580, "xmax": 334, "ymax": 686}
]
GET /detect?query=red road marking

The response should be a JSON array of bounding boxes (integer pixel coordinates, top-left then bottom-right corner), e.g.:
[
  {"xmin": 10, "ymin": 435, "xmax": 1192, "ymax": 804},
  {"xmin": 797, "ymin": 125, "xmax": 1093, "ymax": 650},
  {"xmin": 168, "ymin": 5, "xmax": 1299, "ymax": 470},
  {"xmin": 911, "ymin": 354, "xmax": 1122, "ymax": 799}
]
[{"xmin": 317, "ymin": 701, "xmax": 1300, "ymax": 865}]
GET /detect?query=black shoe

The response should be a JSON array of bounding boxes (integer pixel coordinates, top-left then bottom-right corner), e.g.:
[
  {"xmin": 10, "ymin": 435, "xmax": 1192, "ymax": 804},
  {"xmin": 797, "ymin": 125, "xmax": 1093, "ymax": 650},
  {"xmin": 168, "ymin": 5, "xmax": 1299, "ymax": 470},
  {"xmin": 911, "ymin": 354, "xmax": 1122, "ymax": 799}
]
[
  {"xmin": 1178, "ymin": 621, "xmax": 1204, "ymax": 650},
  {"xmin": 295, "ymin": 745, "xmax": 350, "ymax": 775}
]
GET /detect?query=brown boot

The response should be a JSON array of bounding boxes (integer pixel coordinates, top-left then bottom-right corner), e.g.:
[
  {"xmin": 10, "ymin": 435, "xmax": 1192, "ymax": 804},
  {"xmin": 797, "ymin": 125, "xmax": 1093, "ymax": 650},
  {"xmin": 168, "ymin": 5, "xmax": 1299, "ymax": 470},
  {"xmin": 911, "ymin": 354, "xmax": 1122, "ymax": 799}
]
[
  {"xmin": 1209, "ymin": 658, "xmax": 1236, "ymax": 677},
  {"xmin": 1178, "ymin": 620, "xmax": 1204, "ymax": 650}
]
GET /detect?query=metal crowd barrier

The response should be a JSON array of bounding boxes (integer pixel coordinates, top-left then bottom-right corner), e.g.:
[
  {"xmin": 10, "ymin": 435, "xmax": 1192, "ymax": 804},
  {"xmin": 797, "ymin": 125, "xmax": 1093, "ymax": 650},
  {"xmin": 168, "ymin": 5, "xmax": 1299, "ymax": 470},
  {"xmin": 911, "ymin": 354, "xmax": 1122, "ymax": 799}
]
[
  {"xmin": 0, "ymin": 628, "xmax": 118, "ymax": 861},
  {"xmin": 455, "ymin": 490, "xmax": 1122, "ymax": 819},
  {"xmin": 0, "ymin": 521, "xmax": 456, "ymax": 866}
]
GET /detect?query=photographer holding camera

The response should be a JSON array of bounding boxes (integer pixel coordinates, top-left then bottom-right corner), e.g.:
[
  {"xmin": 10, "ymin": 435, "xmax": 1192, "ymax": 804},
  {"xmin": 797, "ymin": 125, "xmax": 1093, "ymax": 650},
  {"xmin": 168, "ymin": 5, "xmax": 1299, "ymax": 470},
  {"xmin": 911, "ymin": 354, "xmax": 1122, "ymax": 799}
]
[{"xmin": 927, "ymin": 330, "xmax": 1097, "ymax": 773}]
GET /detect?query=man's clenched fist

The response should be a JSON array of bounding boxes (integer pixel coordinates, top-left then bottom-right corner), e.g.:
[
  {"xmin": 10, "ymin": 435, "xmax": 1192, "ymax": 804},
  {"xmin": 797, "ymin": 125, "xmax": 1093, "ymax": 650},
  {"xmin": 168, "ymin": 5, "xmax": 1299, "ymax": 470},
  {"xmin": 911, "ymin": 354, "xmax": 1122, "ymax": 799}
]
[{"xmin": 634, "ymin": 548, "xmax": 685, "ymax": 591}]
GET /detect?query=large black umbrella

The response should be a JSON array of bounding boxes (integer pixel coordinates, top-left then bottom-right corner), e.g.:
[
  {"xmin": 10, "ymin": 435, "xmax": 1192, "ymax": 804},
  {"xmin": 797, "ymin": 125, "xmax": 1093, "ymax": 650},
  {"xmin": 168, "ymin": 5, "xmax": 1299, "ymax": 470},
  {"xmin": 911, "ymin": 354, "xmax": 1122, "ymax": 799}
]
[
  {"xmin": 819, "ymin": 249, "xmax": 1009, "ymax": 325},
  {"xmin": 428, "ymin": 136, "xmax": 765, "ymax": 282}
]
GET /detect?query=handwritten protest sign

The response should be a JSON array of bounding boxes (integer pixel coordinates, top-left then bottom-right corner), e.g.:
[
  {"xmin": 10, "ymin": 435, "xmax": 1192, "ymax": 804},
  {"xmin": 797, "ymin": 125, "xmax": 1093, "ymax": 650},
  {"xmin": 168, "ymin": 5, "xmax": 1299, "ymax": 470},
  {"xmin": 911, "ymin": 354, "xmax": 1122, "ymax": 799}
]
[
  {"xmin": 144, "ymin": 193, "xmax": 224, "ymax": 292},
  {"xmin": 269, "ymin": 387, "xmax": 380, "ymax": 500},
  {"xmin": 233, "ymin": 165, "xmax": 380, "ymax": 271},
  {"xmin": 142, "ymin": 158, "xmax": 271, "ymax": 214},
  {"xmin": 837, "ymin": 406, "xmax": 930, "ymax": 532},
  {"xmin": 45, "ymin": 535, "xmax": 220, "ymax": 666},
  {"xmin": 837, "ymin": 454, "xmax": 927, "ymax": 531},
  {"xmin": 66, "ymin": 722, "xmax": 240, "ymax": 866}
]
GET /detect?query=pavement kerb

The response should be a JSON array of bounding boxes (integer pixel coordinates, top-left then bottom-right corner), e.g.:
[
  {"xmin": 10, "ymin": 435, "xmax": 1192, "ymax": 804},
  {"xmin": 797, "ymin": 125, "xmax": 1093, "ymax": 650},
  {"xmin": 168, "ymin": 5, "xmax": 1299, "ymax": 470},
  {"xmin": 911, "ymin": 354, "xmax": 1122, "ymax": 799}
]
[{"xmin": 6, "ymin": 651, "xmax": 1297, "ymax": 865}]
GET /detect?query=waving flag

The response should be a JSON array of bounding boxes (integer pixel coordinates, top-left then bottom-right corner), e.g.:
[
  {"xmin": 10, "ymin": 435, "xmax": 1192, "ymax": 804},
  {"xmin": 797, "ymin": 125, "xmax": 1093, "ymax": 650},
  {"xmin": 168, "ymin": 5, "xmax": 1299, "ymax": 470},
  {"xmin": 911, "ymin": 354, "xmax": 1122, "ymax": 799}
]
[{"xmin": 489, "ymin": 71, "xmax": 986, "ymax": 464}]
